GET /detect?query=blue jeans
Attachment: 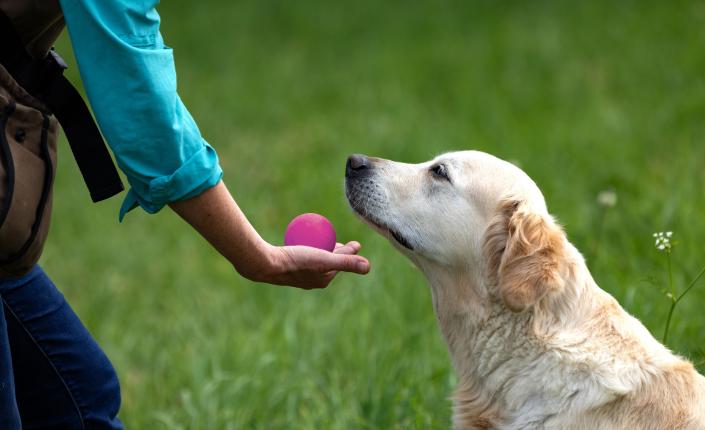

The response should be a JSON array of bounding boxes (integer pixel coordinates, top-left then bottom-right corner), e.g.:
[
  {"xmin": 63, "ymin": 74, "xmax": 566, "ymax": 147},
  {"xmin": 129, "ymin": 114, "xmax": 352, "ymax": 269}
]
[{"xmin": 0, "ymin": 266, "xmax": 122, "ymax": 429}]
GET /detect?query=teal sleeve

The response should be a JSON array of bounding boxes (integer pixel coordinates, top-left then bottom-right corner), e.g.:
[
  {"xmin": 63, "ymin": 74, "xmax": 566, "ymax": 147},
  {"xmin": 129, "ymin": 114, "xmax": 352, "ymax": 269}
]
[{"xmin": 58, "ymin": 0, "xmax": 223, "ymax": 220}]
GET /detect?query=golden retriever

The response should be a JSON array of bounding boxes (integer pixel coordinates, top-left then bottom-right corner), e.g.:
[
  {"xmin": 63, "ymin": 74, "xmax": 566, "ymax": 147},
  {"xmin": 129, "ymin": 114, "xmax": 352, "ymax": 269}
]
[{"xmin": 344, "ymin": 150, "xmax": 705, "ymax": 430}]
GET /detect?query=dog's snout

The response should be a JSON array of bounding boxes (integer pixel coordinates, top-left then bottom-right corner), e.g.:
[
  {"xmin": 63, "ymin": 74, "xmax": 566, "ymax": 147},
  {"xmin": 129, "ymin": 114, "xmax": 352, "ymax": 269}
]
[{"xmin": 346, "ymin": 154, "xmax": 371, "ymax": 177}]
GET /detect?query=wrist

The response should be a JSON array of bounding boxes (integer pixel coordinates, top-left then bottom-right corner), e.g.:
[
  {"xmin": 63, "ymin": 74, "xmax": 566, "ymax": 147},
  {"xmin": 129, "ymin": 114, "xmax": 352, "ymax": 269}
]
[{"xmin": 232, "ymin": 240, "xmax": 281, "ymax": 283}]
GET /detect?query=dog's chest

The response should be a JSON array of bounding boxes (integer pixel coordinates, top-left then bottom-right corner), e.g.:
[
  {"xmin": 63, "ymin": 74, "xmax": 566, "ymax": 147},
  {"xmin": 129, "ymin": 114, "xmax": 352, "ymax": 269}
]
[{"xmin": 451, "ymin": 312, "xmax": 617, "ymax": 430}]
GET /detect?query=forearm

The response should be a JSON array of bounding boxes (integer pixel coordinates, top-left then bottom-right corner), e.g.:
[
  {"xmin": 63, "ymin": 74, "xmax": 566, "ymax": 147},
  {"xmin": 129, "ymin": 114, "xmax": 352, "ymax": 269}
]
[{"xmin": 169, "ymin": 180, "xmax": 273, "ymax": 280}]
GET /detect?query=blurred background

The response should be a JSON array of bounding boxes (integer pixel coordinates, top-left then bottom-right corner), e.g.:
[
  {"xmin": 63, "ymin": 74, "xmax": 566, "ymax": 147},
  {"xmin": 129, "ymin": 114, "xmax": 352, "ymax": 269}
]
[{"xmin": 48, "ymin": 0, "xmax": 705, "ymax": 428}]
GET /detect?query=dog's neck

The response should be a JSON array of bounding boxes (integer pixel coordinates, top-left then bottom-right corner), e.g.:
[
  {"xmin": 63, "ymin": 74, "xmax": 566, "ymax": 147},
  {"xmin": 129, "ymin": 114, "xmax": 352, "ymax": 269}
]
[{"xmin": 417, "ymin": 248, "xmax": 685, "ymax": 429}]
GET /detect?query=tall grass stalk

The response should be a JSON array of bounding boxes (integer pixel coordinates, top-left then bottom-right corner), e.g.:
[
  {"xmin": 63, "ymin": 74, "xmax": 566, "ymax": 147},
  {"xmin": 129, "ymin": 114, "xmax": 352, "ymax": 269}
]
[
  {"xmin": 661, "ymin": 255, "xmax": 705, "ymax": 344},
  {"xmin": 654, "ymin": 231, "xmax": 705, "ymax": 345}
]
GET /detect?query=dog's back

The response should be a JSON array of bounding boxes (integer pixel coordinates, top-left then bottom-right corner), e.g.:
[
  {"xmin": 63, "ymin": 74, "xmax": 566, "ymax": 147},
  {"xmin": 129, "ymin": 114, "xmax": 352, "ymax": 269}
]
[{"xmin": 588, "ymin": 363, "xmax": 705, "ymax": 430}]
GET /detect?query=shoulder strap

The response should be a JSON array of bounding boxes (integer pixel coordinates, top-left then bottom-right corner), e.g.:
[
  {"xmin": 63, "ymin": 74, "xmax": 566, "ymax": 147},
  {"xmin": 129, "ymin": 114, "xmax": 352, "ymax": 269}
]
[{"xmin": 0, "ymin": 11, "xmax": 124, "ymax": 202}]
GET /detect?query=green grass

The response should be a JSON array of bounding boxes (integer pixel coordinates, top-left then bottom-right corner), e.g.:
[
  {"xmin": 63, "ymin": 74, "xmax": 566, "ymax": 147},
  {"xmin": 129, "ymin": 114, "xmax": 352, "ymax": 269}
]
[{"xmin": 45, "ymin": 0, "xmax": 705, "ymax": 428}]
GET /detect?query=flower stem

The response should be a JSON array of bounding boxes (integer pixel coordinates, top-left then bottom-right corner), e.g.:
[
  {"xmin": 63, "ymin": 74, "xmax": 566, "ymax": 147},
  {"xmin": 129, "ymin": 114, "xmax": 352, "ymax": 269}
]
[
  {"xmin": 662, "ymin": 252, "xmax": 675, "ymax": 344},
  {"xmin": 668, "ymin": 252, "xmax": 674, "ymax": 296},
  {"xmin": 675, "ymin": 265, "xmax": 705, "ymax": 305},
  {"xmin": 662, "ymin": 300, "xmax": 676, "ymax": 345},
  {"xmin": 662, "ymin": 261, "xmax": 705, "ymax": 345}
]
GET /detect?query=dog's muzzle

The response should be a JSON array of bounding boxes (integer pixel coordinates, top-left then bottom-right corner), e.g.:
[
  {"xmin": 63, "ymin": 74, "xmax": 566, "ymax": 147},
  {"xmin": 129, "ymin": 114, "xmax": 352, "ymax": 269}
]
[
  {"xmin": 344, "ymin": 153, "xmax": 375, "ymax": 217},
  {"xmin": 344, "ymin": 154, "xmax": 415, "ymax": 251}
]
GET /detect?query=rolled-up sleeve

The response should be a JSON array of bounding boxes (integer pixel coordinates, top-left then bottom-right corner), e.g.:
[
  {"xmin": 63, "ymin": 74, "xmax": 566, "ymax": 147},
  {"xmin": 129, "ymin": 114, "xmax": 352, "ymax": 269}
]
[{"xmin": 58, "ymin": 0, "xmax": 223, "ymax": 220}]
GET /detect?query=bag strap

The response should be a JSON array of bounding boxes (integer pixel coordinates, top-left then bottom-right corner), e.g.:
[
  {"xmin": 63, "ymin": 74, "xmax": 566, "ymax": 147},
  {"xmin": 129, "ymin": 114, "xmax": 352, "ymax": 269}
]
[{"xmin": 0, "ymin": 11, "xmax": 124, "ymax": 203}]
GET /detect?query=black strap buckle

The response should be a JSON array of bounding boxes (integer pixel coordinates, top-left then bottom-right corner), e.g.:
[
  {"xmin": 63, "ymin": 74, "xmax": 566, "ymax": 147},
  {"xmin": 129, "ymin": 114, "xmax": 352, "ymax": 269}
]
[{"xmin": 47, "ymin": 49, "xmax": 68, "ymax": 70}]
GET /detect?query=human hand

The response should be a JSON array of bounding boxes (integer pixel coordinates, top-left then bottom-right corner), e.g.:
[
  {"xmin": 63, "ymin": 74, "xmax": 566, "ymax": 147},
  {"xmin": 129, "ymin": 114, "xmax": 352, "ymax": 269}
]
[{"xmin": 256, "ymin": 241, "xmax": 370, "ymax": 290}]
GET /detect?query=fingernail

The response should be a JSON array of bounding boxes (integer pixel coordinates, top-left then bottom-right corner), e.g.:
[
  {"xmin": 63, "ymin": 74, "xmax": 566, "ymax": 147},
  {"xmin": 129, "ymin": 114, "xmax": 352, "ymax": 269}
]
[{"xmin": 357, "ymin": 261, "xmax": 369, "ymax": 272}]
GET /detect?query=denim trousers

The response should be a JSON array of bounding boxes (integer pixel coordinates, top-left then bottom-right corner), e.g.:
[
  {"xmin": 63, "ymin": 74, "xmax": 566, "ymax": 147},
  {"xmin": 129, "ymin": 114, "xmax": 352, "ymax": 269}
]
[{"xmin": 0, "ymin": 266, "xmax": 122, "ymax": 429}]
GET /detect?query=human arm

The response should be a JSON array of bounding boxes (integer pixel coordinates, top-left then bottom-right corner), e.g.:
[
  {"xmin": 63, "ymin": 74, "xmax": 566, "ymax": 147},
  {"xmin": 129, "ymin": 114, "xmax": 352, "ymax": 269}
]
[
  {"xmin": 169, "ymin": 181, "xmax": 370, "ymax": 289},
  {"xmin": 59, "ymin": 0, "xmax": 369, "ymax": 288}
]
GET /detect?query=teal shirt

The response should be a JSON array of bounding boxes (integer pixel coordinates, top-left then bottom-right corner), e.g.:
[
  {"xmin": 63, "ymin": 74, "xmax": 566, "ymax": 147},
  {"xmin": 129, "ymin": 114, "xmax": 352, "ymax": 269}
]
[{"xmin": 58, "ymin": 0, "xmax": 223, "ymax": 220}]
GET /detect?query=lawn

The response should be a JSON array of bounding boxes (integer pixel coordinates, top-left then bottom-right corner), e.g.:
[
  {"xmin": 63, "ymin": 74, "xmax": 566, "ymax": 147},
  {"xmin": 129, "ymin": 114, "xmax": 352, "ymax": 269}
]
[{"xmin": 46, "ymin": 0, "xmax": 705, "ymax": 428}]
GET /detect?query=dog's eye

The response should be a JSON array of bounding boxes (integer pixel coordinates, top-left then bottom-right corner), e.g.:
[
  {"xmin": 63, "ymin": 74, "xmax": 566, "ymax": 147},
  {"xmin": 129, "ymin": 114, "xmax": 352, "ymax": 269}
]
[{"xmin": 430, "ymin": 164, "xmax": 450, "ymax": 182}]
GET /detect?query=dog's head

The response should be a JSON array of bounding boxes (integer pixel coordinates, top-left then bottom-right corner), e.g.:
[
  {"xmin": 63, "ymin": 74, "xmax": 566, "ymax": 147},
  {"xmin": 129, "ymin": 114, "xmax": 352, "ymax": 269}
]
[{"xmin": 345, "ymin": 150, "xmax": 569, "ymax": 313}]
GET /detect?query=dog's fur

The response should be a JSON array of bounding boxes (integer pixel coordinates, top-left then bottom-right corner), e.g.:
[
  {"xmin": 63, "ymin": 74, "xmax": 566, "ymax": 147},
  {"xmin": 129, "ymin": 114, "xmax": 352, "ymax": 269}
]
[{"xmin": 345, "ymin": 150, "xmax": 705, "ymax": 430}]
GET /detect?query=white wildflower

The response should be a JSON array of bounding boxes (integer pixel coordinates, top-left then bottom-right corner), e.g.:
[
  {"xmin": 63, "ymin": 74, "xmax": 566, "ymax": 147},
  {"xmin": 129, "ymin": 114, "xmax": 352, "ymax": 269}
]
[
  {"xmin": 653, "ymin": 231, "xmax": 673, "ymax": 253},
  {"xmin": 597, "ymin": 190, "xmax": 617, "ymax": 207}
]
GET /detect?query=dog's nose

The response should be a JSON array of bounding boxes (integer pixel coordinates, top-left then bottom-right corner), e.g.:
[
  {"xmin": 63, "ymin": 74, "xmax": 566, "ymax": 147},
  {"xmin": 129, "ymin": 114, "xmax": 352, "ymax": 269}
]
[{"xmin": 346, "ymin": 154, "xmax": 370, "ymax": 177}]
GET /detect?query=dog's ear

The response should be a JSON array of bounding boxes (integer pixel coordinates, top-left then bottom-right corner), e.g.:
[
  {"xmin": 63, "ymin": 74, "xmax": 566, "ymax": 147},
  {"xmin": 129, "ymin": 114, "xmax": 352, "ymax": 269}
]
[{"xmin": 483, "ymin": 198, "xmax": 566, "ymax": 312}]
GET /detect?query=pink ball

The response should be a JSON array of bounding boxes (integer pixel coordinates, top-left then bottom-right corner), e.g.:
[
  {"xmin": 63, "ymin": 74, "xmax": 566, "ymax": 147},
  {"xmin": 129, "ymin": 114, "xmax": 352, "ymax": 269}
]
[{"xmin": 284, "ymin": 213, "xmax": 337, "ymax": 252}]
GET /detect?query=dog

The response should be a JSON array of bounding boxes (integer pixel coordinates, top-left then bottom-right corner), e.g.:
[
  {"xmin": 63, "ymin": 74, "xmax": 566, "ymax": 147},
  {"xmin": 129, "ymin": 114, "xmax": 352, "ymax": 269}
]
[{"xmin": 344, "ymin": 150, "xmax": 705, "ymax": 430}]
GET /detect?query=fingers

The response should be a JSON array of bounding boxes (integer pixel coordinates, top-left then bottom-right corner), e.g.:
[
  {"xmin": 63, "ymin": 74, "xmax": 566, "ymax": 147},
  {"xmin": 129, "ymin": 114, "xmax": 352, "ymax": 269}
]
[
  {"xmin": 322, "ymin": 252, "xmax": 370, "ymax": 274},
  {"xmin": 280, "ymin": 244, "xmax": 371, "ymax": 280},
  {"xmin": 333, "ymin": 241, "xmax": 362, "ymax": 256},
  {"xmin": 297, "ymin": 246, "xmax": 370, "ymax": 274}
]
